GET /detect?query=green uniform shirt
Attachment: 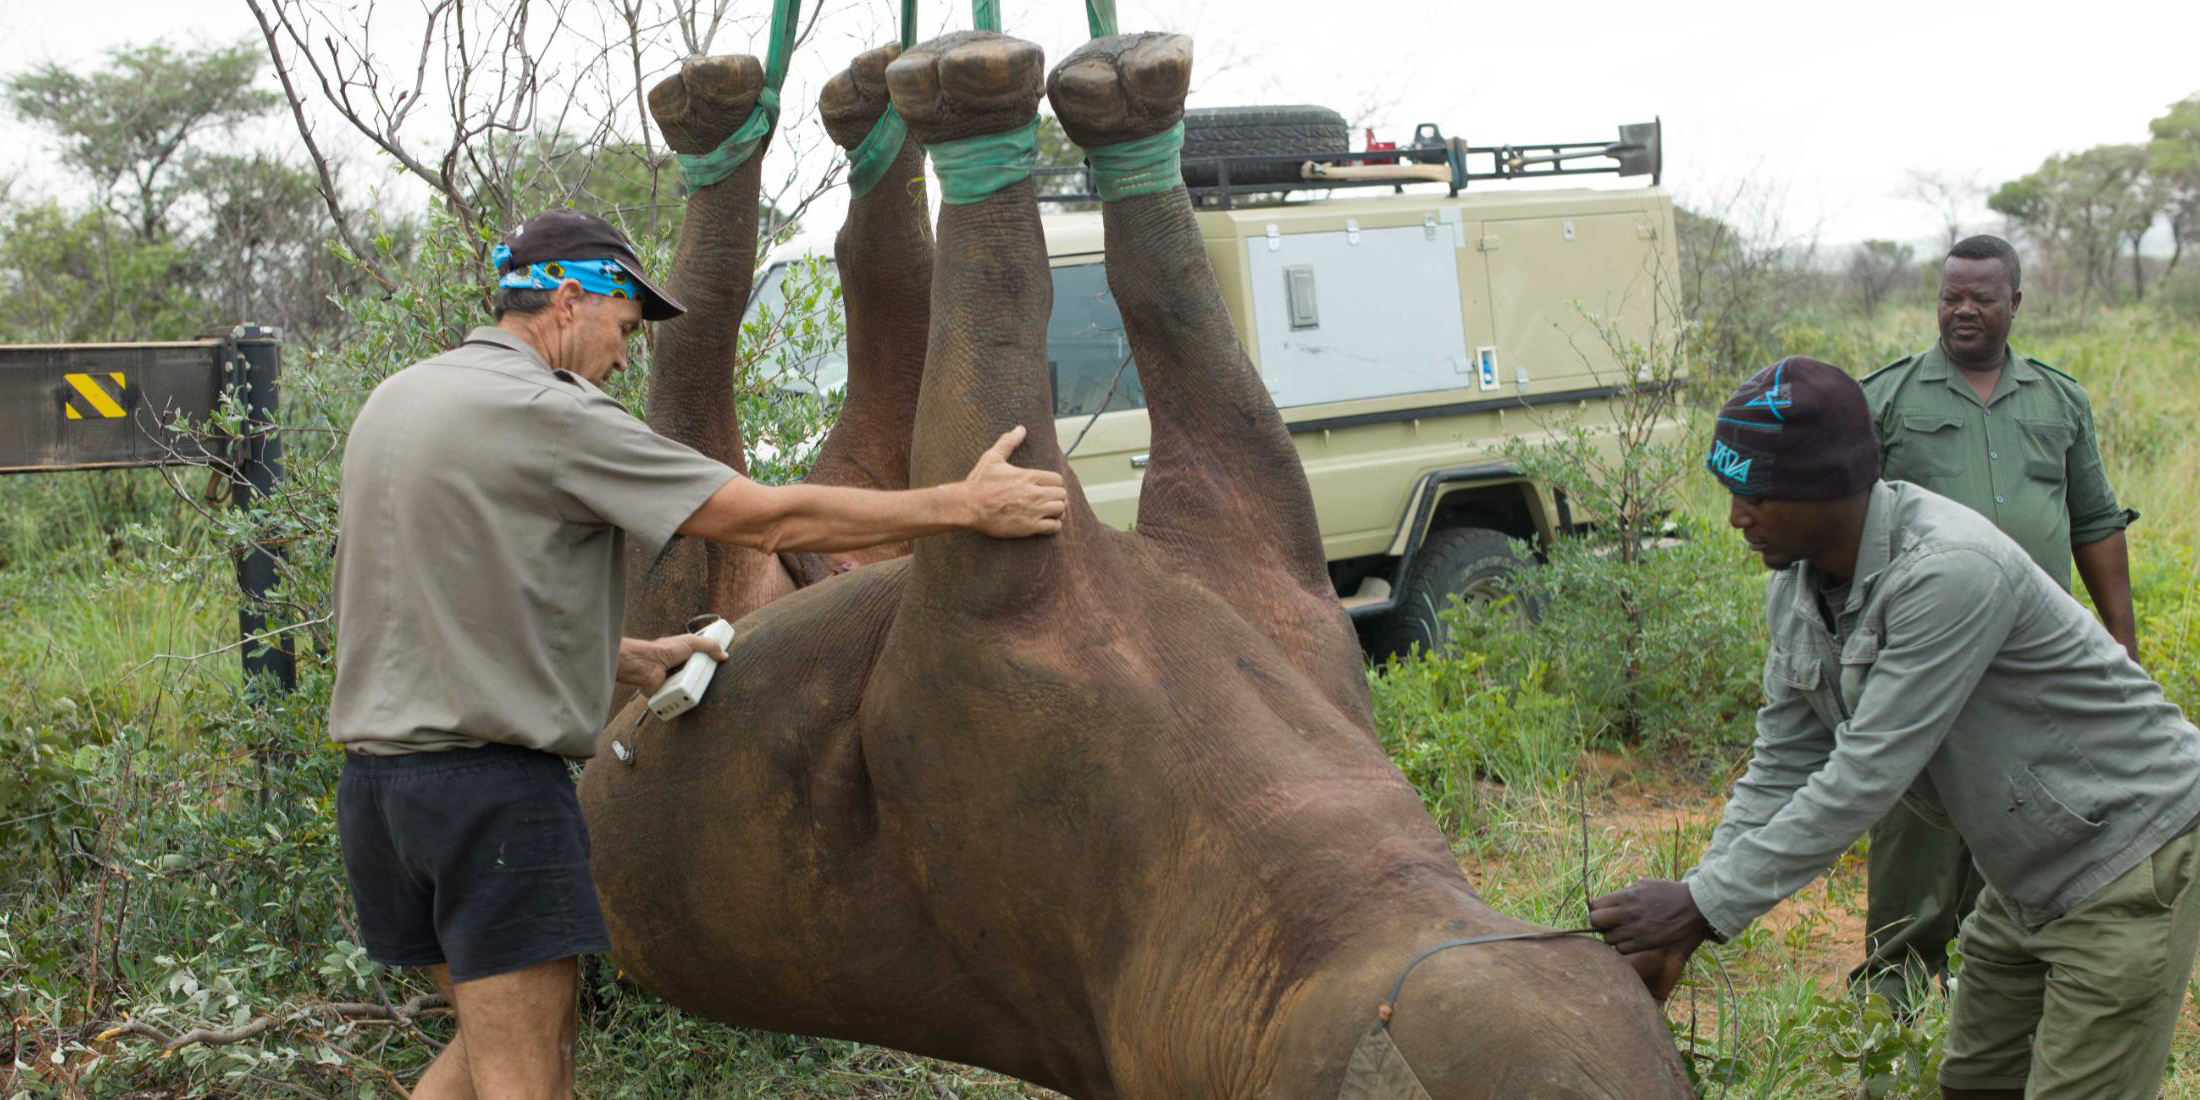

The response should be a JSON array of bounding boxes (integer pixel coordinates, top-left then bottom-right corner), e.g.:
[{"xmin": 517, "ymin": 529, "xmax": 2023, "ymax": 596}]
[
  {"xmin": 1861, "ymin": 343, "xmax": 2134, "ymax": 590},
  {"xmin": 1685, "ymin": 482, "xmax": 2200, "ymax": 938}
]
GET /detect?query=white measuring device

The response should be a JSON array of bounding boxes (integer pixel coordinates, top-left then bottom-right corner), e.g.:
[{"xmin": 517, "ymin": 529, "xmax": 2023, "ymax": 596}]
[{"xmin": 646, "ymin": 617, "xmax": 736, "ymax": 721}]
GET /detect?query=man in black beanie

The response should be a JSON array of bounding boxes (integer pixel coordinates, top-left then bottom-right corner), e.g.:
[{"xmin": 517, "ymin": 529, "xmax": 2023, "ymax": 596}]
[{"xmin": 1590, "ymin": 357, "xmax": 2200, "ymax": 1100}]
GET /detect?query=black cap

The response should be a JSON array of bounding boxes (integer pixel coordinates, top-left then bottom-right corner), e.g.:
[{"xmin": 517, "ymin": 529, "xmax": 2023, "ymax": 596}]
[
  {"xmin": 497, "ymin": 210, "xmax": 686, "ymax": 321},
  {"xmin": 1707, "ymin": 356, "xmax": 1880, "ymax": 500}
]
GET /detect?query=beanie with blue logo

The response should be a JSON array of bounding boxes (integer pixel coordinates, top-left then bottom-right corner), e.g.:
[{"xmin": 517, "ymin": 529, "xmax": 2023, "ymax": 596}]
[{"xmin": 1706, "ymin": 356, "xmax": 1880, "ymax": 500}]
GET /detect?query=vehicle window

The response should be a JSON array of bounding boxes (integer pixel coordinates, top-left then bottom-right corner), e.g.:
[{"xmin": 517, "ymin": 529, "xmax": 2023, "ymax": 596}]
[{"xmin": 1047, "ymin": 261, "xmax": 1145, "ymax": 418}]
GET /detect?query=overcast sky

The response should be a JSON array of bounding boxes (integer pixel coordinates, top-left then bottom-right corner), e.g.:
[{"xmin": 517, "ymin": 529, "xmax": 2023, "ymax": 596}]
[{"xmin": 4, "ymin": 0, "xmax": 2196, "ymax": 253}]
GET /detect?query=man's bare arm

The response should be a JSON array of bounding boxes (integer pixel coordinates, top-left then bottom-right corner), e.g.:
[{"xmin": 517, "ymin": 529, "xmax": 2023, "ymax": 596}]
[
  {"xmin": 2073, "ymin": 530, "xmax": 2139, "ymax": 663},
  {"xmin": 677, "ymin": 426, "xmax": 1068, "ymax": 553}
]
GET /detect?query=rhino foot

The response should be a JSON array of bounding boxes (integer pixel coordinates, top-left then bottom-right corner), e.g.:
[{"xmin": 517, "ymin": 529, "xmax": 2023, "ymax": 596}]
[
  {"xmin": 820, "ymin": 43, "xmax": 903, "ymax": 148},
  {"xmin": 648, "ymin": 54, "xmax": 766, "ymax": 156},
  {"xmin": 1046, "ymin": 32, "xmax": 1191, "ymax": 150},
  {"xmin": 885, "ymin": 31, "xmax": 1046, "ymax": 146}
]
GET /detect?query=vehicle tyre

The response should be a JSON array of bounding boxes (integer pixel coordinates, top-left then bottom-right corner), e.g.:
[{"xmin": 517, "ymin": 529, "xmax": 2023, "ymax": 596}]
[
  {"xmin": 1366, "ymin": 526, "xmax": 1535, "ymax": 661},
  {"xmin": 1180, "ymin": 105, "xmax": 1350, "ymax": 187}
]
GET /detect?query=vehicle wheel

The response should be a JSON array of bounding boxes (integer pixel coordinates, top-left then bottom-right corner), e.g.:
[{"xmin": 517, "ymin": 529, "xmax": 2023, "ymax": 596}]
[
  {"xmin": 1366, "ymin": 527, "xmax": 1535, "ymax": 661},
  {"xmin": 1180, "ymin": 105, "xmax": 1350, "ymax": 187}
]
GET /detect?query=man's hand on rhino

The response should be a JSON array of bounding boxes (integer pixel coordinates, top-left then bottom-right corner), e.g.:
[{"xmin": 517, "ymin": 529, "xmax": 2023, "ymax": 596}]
[
  {"xmin": 1588, "ymin": 878, "xmax": 1712, "ymax": 1001},
  {"xmin": 962, "ymin": 426, "xmax": 1069, "ymax": 538},
  {"xmin": 616, "ymin": 632, "xmax": 729, "ymax": 691}
]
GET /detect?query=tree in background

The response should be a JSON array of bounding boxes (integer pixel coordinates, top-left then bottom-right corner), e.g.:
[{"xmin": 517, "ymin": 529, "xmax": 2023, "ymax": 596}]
[
  {"xmin": 0, "ymin": 40, "xmax": 361, "ymax": 341},
  {"xmin": 1847, "ymin": 239, "xmax": 1916, "ymax": 316},
  {"xmin": 5, "ymin": 42, "xmax": 276, "ymax": 242},
  {"xmin": 244, "ymin": 0, "xmax": 842, "ymax": 274},
  {"xmin": 1900, "ymin": 168, "xmax": 1980, "ymax": 254},
  {"xmin": 2151, "ymin": 95, "xmax": 2200, "ymax": 280},
  {"xmin": 1673, "ymin": 189, "xmax": 1815, "ymax": 381},
  {"xmin": 1990, "ymin": 144, "xmax": 2156, "ymax": 306},
  {"xmin": 2119, "ymin": 149, "xmax": 2172, "ymax": 301},
  {"xmin": 0, "ymin": 200, "xmax": 200, "ymax": 342},
  {"xmin": 186, "ymin": 151, "xmax": 362, "ymax": 334},
  {"xmin": 1983, "ymin": 93, "xmax": 2200, "ymax": 309}
]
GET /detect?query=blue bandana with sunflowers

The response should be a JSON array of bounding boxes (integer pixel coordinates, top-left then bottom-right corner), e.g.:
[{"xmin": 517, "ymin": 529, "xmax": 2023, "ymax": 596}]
[{"xmin": 491, "ymin": 244, "xmax": 640, "ymax": 302}]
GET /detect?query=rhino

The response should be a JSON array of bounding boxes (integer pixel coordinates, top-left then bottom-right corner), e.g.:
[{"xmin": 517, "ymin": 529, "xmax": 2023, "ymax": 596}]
[{"xmin": 579, "ymin": 27, "xmax": 1693, "ymax": 1100}]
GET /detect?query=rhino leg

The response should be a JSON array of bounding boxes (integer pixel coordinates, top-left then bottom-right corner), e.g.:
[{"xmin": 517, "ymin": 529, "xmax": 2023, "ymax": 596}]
[
  {"xmin": 1046, "ymin": 35, "xmax": 1366, "ymax": 712},
  {"xmin": 885, "ymin": 31, "xmax": 1112, "ymax": 618},
  {"xmin": 629, "ymin": 54, "xmax": 796, "ymax": 642},
  {"xmin": 785, "ymin": 44, "xmax": 938, "ymax": 585}
]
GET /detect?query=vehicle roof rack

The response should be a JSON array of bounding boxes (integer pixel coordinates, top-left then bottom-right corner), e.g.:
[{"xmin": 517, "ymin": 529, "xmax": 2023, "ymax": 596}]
[{"xmin": 1034, "ymin": 118, "xmax": 1661, "ymax": 211}]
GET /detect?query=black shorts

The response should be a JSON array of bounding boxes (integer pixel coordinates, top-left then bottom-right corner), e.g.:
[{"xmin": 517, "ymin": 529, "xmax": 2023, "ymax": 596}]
[{"xmin": 337, "ymin": 743, "xmax": 611, "ymax": 982}]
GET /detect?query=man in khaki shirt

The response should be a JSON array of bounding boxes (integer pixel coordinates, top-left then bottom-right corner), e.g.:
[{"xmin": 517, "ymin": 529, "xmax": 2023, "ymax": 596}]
[
  {"xmin": 1853, "ymin": 234, "xmax": 2139, "ymax": 1012},
  {"xmin": 330, "ymin": 211, "xmax": 1067, "ymax": 1099}
]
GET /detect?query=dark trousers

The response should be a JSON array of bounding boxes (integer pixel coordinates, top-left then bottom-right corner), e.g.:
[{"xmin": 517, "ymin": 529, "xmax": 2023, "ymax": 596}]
[{"xmin": 1850, "ymin": 800, "xmax": 1984, "ymax": 1013}]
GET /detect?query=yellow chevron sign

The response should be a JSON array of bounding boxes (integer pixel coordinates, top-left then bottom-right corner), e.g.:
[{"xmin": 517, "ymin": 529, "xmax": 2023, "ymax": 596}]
[{"xmin": 64, "ymin": 372, "xmax": 128, "ymax": 419}]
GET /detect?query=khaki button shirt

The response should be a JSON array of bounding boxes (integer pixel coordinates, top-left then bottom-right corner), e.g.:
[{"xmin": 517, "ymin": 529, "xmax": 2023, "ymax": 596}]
[
  {"xmin": 1685, "ymin": 482, "xmax": 2200, "ymax": 937},
  {"xmin": 329, "ymin": 328, "xmax": 739, "ymax": 758},
  {"xmin": 1862, "ymin": 343, "xmax": 2134, "ymax": 589}
]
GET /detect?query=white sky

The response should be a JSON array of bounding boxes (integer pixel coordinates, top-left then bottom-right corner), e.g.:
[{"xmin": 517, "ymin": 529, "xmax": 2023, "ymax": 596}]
[{"xmin": 3, "ymin": 0, "xmax": 2195, "ymax": 252}]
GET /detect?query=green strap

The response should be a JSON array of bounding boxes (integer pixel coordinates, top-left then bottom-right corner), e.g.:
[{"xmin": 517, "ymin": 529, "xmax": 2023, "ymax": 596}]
[
  {"xmin": 676, "ymin": 0, "xmax": 801, "ymax": 189},
  {"xmin": 1082, "ymin": 120, "xmax": 1183, "ymax": 202},
  {"xmin": 971, "ymin": 0, "xmax": 999, "ymax": 32},
  {"xmin": 758, "ymin": 0, "xmax": 799, "ymax": 95},
  {"xmin": 846, "ymin": 0, "xmax": 919, "ymax": 198},
  {"xmin": 848, "ymin": 109, "xmax": 911, "ymax": 197},
  {"xmin": 927, "ymin": 116, "xmax": 1040, "ymax": 203},
  {"xmin": 1085, "ymin": 0, "xmax": 1116, "ymax": 37}
]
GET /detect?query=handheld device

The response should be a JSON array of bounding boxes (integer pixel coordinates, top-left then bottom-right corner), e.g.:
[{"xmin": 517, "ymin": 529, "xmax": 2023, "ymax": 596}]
[{"xmin": 646, "ymin": 617, "xmax": 736, "ymax": 721}]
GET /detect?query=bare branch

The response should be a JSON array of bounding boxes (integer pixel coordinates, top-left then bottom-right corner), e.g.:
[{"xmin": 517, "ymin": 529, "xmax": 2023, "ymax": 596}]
[
  {"xmin": 96, "ymin": 994, "xmax": 450, "ymax": 1055},
  {"xmin": 244, "ymin": 0, "xmax": 397, "ymax": 292},
  {"xmin": 126, "ymin": 615, "xmax": 331, "ymax": 679}
]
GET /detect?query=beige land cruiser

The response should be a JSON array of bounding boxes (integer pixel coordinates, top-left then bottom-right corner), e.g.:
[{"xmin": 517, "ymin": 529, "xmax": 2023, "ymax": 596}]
[{"xmin": 748, "ymin": 113, "xmax": 1680, "ymax": 657}]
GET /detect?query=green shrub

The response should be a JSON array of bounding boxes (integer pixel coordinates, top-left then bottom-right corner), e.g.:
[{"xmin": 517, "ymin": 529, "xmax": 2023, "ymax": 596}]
[
  {"xmin": 1494, "ymin": 519, "xmax": 1768, "ymax": 757},
  {"xmin": 1370, "ymin": 639, "xmax": 1584, "ymax": 827}
]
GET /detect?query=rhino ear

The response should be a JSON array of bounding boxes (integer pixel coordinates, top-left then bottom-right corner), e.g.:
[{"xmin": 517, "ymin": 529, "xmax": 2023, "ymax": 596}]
[{"xmin": 1335, "ymin": 1022, "xmax": 1435, "ymax": 1100}]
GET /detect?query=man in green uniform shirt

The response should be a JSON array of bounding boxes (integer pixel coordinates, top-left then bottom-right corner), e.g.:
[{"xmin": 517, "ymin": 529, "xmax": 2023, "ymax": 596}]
[{"xmin": 1853, "ymin": 234, "xmax": 2140, "ymax": 1010}]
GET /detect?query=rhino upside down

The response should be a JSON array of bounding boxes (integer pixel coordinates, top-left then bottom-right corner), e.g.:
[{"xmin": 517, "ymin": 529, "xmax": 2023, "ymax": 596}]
[{"xmin": 580, "ymin": 29, "xmax": 1693, "ymax": 1100}]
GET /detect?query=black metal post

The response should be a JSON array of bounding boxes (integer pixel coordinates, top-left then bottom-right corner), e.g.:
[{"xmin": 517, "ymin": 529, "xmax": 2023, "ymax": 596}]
[{"xmin": 229, "ymin": 324, "xmax": 295, "ymax": 694}]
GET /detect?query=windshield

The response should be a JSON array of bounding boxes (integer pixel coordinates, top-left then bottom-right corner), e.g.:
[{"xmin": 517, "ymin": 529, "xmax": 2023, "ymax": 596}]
[{"xmin": 741, "ymin": 259, "xmax": 849, "ymax": 395}]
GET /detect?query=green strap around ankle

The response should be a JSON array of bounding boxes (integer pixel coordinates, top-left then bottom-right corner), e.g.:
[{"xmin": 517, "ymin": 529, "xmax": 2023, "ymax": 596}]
[
  {"xmin": 675, "ymin": 0, "xmax": 800, "ymax": 190},
  {"xmin": 848, "ymin": 110, "xmax": 912, "ymax": 197},
  {"xmin": 844, "ymin": 0, "xmax": 921, "ymax": 198},
  {"xmin": 1083, "ymin": 120, "xmax": 1183, "ymax": 202},
  {"xmin": 927, "ymin": 116, "xmax": 1041, "ymax": 204},
  {"xmin": 677, "ymin": 95, "xmax": 778, "ymax": 190}
]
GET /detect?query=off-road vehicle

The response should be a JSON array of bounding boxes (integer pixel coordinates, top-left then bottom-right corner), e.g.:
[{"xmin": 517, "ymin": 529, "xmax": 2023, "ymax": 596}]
[{"xmin": 748, "ymin": 110, "xmax": 1680, "ymax": 656}]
